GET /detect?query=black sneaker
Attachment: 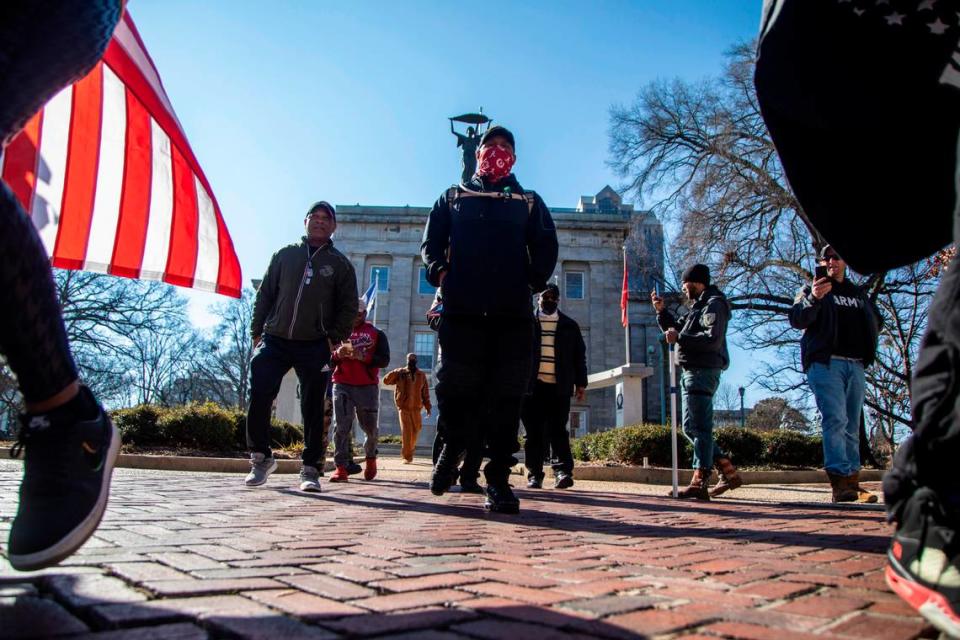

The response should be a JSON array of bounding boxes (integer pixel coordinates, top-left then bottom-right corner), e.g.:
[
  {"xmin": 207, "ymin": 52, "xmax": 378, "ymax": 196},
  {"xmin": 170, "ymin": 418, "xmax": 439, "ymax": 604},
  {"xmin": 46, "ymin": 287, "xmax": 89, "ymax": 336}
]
[
  {"xmin": 886, "ymin": 487, "xmax": 960, "ymax": 638},
  {"xmin": 346, "ymin": 460, "xmax": 363, "ymax": 475},
  {"xmin": 484, "ymin": 484, "xmax": 520, "ymax": 514},
  {"xmin": 554, "ymin": 472, "xmax": 574, "ymax": 490},
  {"xmin": 430, "ymin": 444, "xmax": 462, "ymax": 496},
  {"xmin": 527, "ymin": 475, "xmax": 543, "ymax": 489},
  {"xmin": 8, "ymin": 387, "xmax": 120, "ymax": 571},
  {"xmin": 460, "ymin": 478, "xmax": 485, "ymax": 494}
]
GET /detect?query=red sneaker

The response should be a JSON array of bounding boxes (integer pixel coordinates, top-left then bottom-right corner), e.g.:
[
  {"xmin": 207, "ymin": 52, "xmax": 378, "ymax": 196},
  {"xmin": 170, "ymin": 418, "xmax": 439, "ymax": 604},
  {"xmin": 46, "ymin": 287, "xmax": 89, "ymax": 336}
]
[
  {"xmin": 364, "ymin": 457, "xmax": 377, "ymax": 481},
  {"xmin": 329, "ymin": 465, "xmax": 349, "ymax": 482}
]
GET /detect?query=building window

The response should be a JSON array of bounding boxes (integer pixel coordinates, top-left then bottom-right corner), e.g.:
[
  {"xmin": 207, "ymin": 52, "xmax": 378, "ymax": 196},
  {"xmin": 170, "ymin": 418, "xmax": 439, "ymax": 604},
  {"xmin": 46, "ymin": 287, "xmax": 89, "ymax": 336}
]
[
  {"xmin": 418, "ymin": 266, "xmax": 436, "ymax": 295},
  {"xmin": 370, "ymin": 265, "xmax": 390, "ymax": 292},
  {"xmin": 568, "ymin": 409, "xmax": 588, "ymax": 438},
  {"xmin": 565, "ymin": 271, "xmax": 584, "ymax": 300},
  {"xmin": 414, "ymin": 332, "xmax": 436, "ymax": 371}
]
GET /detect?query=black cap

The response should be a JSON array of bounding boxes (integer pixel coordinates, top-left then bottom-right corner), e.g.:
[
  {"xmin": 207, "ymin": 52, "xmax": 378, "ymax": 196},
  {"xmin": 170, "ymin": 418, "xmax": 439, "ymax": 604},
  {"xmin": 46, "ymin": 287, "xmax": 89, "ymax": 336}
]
[
  {"xmin": 681, "ymin": 264, "xmax": 710, "ymax": 286},
  {"xmin": 479, "ymin": 125, "xmax": 515, "ymax": 151},
  {"xmin": 306, "ymin": 201, "xmax": 336, "ymax": 222},
  {"xmin": 817, "ymin": 244, "xmax": 840, "ymax": 261},
  {"xmin": 541, "ymin": 283, "xmax": 560, "ymax": 297}
]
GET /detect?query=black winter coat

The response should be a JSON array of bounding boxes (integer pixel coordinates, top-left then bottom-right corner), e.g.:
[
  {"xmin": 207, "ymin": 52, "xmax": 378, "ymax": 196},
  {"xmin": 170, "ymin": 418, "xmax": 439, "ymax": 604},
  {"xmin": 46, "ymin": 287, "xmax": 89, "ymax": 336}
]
[
  {"xmin": 529, "ymin": 311, "xmax": 588, "ymax": 398},
  {"xmin": 657, "ymin": 285, "xmax": 731, "ymax": 371},
  {"xmin": 421, "ymin": 175, "xmax": 559, "ymax": 319},
  {"xmin": 788, "ymin": 280, "xmax": 880, "ymax": 372}
]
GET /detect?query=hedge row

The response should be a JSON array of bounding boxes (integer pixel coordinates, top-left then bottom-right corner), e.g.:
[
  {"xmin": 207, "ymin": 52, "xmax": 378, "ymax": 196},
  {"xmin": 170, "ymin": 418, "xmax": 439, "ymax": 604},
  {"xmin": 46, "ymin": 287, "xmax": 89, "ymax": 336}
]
[
  {"xmin": 110, "ymin": 403, "xmax": 303, "ymax": 452},
  {"xmin": 571, "ymin": 424, "xmax": 824, "ymax": 469}
]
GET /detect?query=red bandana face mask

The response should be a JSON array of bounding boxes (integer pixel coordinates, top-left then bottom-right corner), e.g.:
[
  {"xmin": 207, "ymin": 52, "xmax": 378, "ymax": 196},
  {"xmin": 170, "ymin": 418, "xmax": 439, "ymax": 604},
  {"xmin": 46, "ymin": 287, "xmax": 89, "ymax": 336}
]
[{"xmin": 475, "ymin": 144, "xmax": 515, "ymax": 182}]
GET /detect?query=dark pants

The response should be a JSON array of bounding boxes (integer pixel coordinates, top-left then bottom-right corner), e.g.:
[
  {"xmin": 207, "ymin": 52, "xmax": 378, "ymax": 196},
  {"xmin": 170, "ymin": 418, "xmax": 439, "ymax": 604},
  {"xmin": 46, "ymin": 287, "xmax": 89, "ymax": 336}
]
[
  {"xmin": 886, "ymin": 213, "xmax": 960, "ymax": 518},
  {"xmin": 435, "ymin": 315, "xmax": 534, "ymax": 486},
  {"xmin": 432, "ymin": 420, "xmax": 484, "ymax": 483},
  {"xmin": 246, "ymin": 335, "xmax": 330, "ymax": 467},
  {"xmin": 0, "ymin": 2, "xmax": 120, "ymax": 402},
  {"xmin": 522, "ymin": 381, "xmax": 573, "ymax": 478}
]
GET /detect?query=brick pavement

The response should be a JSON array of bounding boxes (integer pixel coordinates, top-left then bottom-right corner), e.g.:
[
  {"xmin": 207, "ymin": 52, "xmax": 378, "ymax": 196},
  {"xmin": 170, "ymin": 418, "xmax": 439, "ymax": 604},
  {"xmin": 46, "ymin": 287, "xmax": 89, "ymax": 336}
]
[{"xmin": 0, "ymin": 462, "xmax": 939, "ymax": 639}]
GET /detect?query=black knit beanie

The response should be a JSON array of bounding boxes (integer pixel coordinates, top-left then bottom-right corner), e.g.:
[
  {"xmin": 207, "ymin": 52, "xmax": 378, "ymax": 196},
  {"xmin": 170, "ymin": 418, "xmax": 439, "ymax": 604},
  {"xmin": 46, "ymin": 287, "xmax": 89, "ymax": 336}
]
[{"xmin": 681, "ymin": 264, "xmax": 710, "ymax": 286}]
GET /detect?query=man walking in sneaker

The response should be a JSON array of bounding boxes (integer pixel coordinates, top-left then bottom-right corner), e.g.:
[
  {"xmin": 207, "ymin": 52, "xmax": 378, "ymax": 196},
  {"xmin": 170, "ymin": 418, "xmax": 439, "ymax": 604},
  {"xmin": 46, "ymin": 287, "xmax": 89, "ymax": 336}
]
[
  {"xmin": 384, "ymin": 353, "xmax": 431, "ymax": 463},
  {"xmin": 422, "ymin": 124, "xmax": 559, "ymax": 514},
  {"xmin": 3, "ymin": 0, "xmax": 124, "ymax": 571},
  {"xmin": 246, "ymin": 202, "xmax": 358, "ymax": 491},
  {"xmin": 789, "ymin": 245, "xmax": 880, "ymax": 503},
  {"xmin": 651, "ymin": 264, "xmax": 741, "ymax": 500},
  {"xmin": 329, "ymin": 301, "xmax": 389, "ymax": 482},
  {"xmin": 522, "ymin": 284, "xmax": 587, "ymax": 490}
]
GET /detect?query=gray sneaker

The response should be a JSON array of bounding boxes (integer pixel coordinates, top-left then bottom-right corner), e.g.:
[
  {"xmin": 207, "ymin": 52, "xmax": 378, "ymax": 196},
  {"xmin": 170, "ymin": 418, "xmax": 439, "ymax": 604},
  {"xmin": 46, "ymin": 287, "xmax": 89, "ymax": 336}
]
[
  {"xmin": 245, "ymin": 453, "xmax": 277, "ymax": 487},
  {"xmin": 299, "ymin": 465, "xmax": 321, "ymax": 492}
]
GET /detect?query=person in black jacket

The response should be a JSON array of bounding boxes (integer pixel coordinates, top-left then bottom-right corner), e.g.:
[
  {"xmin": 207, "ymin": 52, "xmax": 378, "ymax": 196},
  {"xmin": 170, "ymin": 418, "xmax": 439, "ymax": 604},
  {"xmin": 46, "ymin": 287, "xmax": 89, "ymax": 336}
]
[
  {"xmin": 789, "ymin": 245, "xmax": 880, "ymax": 504},
  {"xmin": 652, "ymin": 264, "xmax": 741, "ymax": 500},
  {"xmin": 522, "ymin": 284, "xmax": 587, "ymax": 490},
  {"xmin": 422, "ymin": 125, "xmax": 559, "ymax": 514}
]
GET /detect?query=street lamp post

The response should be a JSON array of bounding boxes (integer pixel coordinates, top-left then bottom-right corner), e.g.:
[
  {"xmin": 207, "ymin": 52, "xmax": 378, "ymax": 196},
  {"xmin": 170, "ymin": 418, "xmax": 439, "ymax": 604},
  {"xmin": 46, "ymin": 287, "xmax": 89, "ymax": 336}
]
[{"xmin": 738, "ymin": 386, "xmax": 746, "ymax": 428}]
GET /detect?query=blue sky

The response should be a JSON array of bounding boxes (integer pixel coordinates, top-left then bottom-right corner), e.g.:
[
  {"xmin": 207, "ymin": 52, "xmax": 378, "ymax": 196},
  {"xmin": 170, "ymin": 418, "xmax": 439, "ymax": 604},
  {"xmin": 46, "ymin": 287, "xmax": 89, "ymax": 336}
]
[{"xmin": 130, "ymin": 0, "xmax": 766, "ymax": 402}]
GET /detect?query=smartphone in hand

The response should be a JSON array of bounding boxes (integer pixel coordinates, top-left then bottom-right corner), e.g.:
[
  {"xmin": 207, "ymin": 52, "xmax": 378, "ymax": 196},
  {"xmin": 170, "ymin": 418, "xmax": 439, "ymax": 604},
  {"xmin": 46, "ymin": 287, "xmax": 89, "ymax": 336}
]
[{"xmin": 814, "ymin": 265, "xmax": 828, "ymax": 280}]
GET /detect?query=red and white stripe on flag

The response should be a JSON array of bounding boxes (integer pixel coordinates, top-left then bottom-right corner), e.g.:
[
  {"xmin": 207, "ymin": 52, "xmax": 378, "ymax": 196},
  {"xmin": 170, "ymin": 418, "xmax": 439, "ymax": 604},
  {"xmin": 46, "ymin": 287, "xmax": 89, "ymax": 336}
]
[{"xmin": 0, "ymin": 11, "xmax": 242, "ymax": 298}]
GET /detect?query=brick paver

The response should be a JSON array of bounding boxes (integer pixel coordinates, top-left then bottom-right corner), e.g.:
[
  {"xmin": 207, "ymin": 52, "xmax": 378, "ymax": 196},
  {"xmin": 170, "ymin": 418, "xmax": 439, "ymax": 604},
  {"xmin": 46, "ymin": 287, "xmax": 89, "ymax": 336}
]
[{"xmin": 0, "ymin": 462, "xmax": 935, "ymax": 639}]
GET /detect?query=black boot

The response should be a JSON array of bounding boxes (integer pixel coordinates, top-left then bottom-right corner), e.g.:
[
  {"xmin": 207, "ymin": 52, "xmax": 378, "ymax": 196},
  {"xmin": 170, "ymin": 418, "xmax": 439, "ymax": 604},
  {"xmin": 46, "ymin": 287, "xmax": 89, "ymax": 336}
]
[
  {"xmin": 430, "ymin": 444, "xmax": 463, "ymax": 496},
  {"xmin": 484, "ymin": 484, "xmax": 520, "ymax": 514}
]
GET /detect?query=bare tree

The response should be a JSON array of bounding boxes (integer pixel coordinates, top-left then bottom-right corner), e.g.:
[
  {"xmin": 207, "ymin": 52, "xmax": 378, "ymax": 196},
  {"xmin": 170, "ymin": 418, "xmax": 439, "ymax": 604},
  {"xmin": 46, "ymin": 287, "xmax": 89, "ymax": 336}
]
[
  {"xmin": 608, "ymin": 42, "xmax": 937, "ymax": 455},
  {"xmin": 746, "ymin": 397, "xmax": 810, "ymax": 433},
  {"xmin": 715, "ymin": 382, "xmax": 740, "ymax": 413}
]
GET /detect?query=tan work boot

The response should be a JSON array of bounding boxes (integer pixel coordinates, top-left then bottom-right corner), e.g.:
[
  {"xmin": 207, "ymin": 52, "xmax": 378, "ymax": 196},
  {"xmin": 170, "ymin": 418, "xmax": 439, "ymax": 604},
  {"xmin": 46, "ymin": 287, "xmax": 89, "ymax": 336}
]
[
  {"xmin": 827, "ymin": 471, "xmax": 857, "ymax": 502},
  {"xmin": 851, "ymin": 471, "xmax": 878, "ymax": 503},
  {"xmin": 709, "ymin": 456, "xmax": 743, "ymax": 497},
  {"xmin": 674, "ymin": 468, "xmax": 710, "ymax": 500}
]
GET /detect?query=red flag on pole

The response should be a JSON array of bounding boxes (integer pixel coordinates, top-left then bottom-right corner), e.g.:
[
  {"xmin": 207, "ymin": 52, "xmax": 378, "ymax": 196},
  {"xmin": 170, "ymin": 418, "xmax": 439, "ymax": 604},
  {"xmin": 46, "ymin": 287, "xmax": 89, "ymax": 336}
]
[
  {"xmin": 620, "ymin": 251, "xmax": 629, "ymax": 328},
  {"xmin": 0, "ymin": 10, "xmax": 242, "ymax": 298}
]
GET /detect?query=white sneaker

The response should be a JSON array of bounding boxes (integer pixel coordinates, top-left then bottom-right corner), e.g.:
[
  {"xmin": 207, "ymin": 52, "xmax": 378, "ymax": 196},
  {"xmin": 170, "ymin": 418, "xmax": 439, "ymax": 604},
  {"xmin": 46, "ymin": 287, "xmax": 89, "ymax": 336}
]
[
  {"xmin": 299, "ymin": 465, "xmax": 321, "ymax": 492},
  {"xmin": 245, "ymin": 453, "xmax": 277, "ymax": 486}
]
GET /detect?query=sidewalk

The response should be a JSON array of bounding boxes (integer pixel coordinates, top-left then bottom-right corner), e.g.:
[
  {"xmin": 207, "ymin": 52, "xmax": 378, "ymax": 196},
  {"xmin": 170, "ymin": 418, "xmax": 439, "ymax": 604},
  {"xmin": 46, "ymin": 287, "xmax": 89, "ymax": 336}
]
[{"xmin": 0, "ymin": 459, "xmax": 931, "ymax": 639}]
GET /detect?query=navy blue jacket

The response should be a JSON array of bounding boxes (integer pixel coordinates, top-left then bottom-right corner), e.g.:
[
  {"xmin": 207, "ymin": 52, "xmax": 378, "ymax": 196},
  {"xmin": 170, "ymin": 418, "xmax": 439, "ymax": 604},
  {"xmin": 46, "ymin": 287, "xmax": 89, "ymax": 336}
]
[
  {"xmin": 421, "ymin": 175, "xmax": 559, "ymax": 319},
  {"xmin": 788, "ymin": 280, "xmax": 880, "ymax": 372}
]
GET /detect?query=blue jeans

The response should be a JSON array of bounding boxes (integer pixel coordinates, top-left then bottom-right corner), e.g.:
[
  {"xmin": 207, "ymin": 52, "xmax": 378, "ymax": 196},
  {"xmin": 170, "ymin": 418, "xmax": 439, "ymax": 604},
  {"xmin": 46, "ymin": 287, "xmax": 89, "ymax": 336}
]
[
  {"xmin": 680, "ymin": 367, "xmax": 726, "ymax": 470},
  {"xmin": 807, "ymin": 358, "xmax": 865, "ymax": 476}
]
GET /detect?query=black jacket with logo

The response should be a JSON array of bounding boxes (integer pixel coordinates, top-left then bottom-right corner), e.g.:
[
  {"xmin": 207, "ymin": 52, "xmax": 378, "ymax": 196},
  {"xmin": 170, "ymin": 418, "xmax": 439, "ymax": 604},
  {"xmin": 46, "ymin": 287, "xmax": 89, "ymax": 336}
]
[
  {"xmin": 529, "ymin": 310, "xmax": 588, "ymax": 397},
  {"xmin": 421, "ymin": 175, "xmax": 559, "ymax": 319},
  {"xmin": 251, "ymin": 238, "xmax": 358, "ymax": 344},
  {"xmin": 788, "ymin": 279, "xmax": 880, "ymax": 372},
  {"xmin": 657, "ymin": 285, "xmax": 731, "ymax": 371}
]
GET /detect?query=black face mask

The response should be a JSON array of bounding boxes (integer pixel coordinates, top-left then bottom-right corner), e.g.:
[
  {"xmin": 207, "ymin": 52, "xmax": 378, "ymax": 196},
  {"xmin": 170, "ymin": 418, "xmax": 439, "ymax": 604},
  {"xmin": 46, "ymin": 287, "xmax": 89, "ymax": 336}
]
[
  {"xmin": 407, "ymin": 360, "xmax": 417, "ymax": 370},
  {"xmin": 540, "ymin": 300, "xmax": 558, "ymax": 314}
]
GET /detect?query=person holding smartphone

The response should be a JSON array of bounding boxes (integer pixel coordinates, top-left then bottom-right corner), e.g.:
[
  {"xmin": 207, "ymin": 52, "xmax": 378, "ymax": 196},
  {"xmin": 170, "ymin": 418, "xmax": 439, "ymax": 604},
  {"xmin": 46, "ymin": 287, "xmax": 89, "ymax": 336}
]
[{"xmin": 789, "ymin": 245, "xmax": 880, "ymax": 503}]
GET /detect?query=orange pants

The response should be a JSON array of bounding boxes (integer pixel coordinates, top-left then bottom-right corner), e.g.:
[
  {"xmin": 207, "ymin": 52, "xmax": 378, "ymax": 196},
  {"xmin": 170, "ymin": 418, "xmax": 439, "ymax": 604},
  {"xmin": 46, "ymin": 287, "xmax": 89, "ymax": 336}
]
[{"xmin": 399, "ymin": 408, "xmax": 423, "ymax": 461}]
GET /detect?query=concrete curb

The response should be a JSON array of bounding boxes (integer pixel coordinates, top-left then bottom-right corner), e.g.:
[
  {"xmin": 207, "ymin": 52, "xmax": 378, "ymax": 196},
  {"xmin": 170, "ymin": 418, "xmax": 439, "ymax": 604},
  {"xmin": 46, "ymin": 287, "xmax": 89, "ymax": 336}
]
[{"xmin": 1, "ymin": 449, "xmax": 885, "ymax": 484}]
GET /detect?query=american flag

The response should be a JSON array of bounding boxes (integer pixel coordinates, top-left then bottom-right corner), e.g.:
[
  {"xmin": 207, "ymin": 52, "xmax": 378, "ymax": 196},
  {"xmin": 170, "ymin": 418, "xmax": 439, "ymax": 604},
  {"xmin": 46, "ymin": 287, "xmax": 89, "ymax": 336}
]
[{"xmin": 0, "ymin": 11, "xmax": 242, "ymax": 298}]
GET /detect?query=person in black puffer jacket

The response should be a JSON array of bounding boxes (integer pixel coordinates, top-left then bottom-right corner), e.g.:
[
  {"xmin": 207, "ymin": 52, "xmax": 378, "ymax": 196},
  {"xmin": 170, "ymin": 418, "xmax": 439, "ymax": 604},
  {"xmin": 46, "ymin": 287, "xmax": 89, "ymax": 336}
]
[{"xmin": 421, "ymin": 125, "xmax": 559, "ymax": 514}]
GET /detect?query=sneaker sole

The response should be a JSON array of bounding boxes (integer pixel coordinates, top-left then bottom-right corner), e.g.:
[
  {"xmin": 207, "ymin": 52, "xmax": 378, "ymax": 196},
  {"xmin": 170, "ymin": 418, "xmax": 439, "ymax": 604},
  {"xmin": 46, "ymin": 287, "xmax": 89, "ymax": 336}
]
[
  {"xmin": 886, "ymin": 560, "xmax": 960, "ymax": 638},
  {"xmin": 9, "ymin": 420, "xmax": 121, "ymax": 572},
  {"xmin": 484, "ymin": 502, "xmax": 520, "ymax": 514},
  {"xmin": 299, "ymin": 483, "xmax": 322, "ymax": 492},
  {"xmin": 244, "ymin": 458, "xmax": 278, "ymax": 487}
]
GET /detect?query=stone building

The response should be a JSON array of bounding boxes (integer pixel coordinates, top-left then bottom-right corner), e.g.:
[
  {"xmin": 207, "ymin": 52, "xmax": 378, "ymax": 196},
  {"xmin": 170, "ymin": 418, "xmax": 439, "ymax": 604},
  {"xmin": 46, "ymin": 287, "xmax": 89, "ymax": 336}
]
[{"xmin": 274, "ymin": 186, "xmax": 665, "ymax": 442}]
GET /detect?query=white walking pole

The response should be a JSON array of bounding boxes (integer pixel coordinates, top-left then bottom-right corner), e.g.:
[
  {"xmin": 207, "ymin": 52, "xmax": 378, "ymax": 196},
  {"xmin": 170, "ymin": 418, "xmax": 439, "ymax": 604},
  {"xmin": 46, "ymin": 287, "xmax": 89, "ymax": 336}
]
[{"xmin": 669, "ymin": 343, "xmax": 679, "ymax": 498}]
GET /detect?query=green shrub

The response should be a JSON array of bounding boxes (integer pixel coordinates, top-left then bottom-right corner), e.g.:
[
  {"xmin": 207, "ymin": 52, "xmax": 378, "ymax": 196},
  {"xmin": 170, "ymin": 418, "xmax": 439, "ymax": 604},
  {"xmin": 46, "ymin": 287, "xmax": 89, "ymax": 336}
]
[
  {"xmin": 270, "ymin": 418, "xmax": 304, "ymax": 447},
  {"xmin": 571, "ymin": 429, "xmax": 617, "ymax": 461},
  {"xmin": 715, "ymin": 426, "xmax": 765, "ymax": 466},
  {"xmin": 762, "ymin": 430, "xmax": 823, "ymax": 468},
  {"xmin": 111, "ymin": 404, "xmax": 165, "ymax": 446},
  {"xmin": 158, "ymin": 402, "xmax": 236, "ymax": 451},
  {"xmin": 378, "ymin": 434, "xmax": 402, "ymax": 445},
  {"xmin": 610, "ymin": 424, "xmax": 686, "ymax": 467}
]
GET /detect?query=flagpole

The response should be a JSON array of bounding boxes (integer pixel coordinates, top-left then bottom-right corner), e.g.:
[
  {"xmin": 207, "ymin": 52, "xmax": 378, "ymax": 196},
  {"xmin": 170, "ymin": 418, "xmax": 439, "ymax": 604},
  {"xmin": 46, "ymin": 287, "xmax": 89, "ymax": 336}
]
[
  {"xmin": 623, "ymin": 245, "xmax": 631, "ymax": 365},
  {"xmin": 669, "ymin": 344, "xmax": 679, "ymax": 498}
]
